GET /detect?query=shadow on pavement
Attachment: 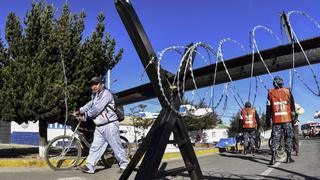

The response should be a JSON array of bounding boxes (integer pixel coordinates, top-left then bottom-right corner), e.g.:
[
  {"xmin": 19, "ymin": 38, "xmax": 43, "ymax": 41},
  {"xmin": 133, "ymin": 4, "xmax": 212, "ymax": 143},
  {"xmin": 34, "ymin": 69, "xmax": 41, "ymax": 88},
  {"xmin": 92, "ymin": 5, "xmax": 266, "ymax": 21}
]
[
  {"xmin": 218, "ymin": 151, "xmax": 270, "ymax": 165},
  {"xmin": 0, "ymin": 146, "xmax": 38, "ymax": 158},
  {"xmin": 269, "ymin": 165, "xmax": 320, "ymax": 180},
  {"xmin": 161, "ymin": 170, "xmax": 319, "ymax": 180}
]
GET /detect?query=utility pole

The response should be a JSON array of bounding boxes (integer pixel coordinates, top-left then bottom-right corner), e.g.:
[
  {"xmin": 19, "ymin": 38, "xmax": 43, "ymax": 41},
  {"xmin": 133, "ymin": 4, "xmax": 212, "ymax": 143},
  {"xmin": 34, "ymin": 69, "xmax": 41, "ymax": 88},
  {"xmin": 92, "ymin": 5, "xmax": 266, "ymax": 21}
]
[{"xmin": 107, "ymin": 69, "xmax": 111, "ymax": 89}]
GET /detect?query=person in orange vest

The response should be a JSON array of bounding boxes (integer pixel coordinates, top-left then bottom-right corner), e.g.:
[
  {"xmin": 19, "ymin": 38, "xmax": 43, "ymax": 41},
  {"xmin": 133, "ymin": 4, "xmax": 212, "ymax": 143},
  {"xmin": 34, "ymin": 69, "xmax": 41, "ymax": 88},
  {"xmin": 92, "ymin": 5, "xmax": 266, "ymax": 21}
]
[
  {"xmin": 240, "ymin": 102, "xmax": 260, "ymax": 155},
  {"xmin": 266, "ymin": 76, "xmax": 296, "ymax": 165}
]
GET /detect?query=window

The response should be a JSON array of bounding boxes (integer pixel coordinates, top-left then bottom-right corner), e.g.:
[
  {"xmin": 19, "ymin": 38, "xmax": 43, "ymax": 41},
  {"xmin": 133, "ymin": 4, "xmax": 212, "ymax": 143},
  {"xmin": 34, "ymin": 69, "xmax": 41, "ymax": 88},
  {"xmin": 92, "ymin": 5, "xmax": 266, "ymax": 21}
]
[
  {"xmin": 301, "ymin": 124, "xmax": 310, "ymax": 130},
  {"xmin": 212, "ymin": 132, "xmax": 216, "ymax": 137},
  {"xmin": 223, "ymin": 132, "xmax": 227, "ymax": 137}
]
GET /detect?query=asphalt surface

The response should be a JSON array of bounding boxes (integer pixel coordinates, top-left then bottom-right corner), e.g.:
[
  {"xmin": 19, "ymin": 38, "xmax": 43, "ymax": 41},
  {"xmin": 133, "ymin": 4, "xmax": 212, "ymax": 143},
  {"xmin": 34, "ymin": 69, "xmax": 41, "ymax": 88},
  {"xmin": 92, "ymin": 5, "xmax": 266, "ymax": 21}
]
[
  {"xmin": 0, "ymin": 138, "xmax": 319, "ymax": 179},
  {"xmin": 163, "ymin": 137, "xmax": 320, "ymax": 180},
  {"xmin": 0, "ymin": 143, "xmax": 220, "ymax": 167}
]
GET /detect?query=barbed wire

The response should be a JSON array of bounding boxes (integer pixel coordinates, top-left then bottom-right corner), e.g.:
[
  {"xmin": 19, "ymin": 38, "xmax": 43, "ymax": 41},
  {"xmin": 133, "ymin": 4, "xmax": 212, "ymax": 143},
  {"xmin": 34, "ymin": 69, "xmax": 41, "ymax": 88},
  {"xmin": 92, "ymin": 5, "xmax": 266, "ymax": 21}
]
[
  {"xmin": 286, "ymin": 11, "xmax": 320, "ymax": 96},
  {"xmin": 217, "ymin": 38, "xmax": 248, "ymax": 108},
  {"xmin": 136, "ymin": 10, "xmax": 320, "ymax": 120},
  {"xmin": 250, "ymin": 25, "xmax": 295, "ymax": 104},
  {"xmin": 156, "ymin": 43, "xmax": 220, "ymax": 118}
]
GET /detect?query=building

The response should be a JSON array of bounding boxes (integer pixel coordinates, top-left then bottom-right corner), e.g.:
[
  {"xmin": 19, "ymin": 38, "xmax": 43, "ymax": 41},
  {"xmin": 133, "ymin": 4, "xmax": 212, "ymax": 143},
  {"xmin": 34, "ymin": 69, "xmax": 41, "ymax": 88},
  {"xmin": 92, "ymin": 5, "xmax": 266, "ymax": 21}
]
[
  {"xmin": 189, "ymin": 124, "xmax": 229, "ymax": 143},
  {"xmin": 179, "ymin": 104, "xmax": 213, "ymax": 117}
]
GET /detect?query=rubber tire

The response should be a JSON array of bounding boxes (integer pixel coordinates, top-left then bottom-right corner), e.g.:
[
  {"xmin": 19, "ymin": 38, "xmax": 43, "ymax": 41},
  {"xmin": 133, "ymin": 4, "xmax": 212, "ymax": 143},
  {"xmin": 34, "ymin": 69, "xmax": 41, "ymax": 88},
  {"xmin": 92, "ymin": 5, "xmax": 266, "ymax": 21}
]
[
  {"xmin": 268, "ymin": 137, "xmax": 271, "ymax": 150},
  {"xmin": 255, "ymin": 137, "xmax": 261, "ymax": 150},
  {"xmin": 45, "ymin": 135, "xmax": 82, "ymax": 171},
  {"xmin": 268, "ymin": 136, "xmax": 285, "ymax": 159},
  {"xmin": 102, "ymin": 136, "xmax": 131, "ymax": 166}
]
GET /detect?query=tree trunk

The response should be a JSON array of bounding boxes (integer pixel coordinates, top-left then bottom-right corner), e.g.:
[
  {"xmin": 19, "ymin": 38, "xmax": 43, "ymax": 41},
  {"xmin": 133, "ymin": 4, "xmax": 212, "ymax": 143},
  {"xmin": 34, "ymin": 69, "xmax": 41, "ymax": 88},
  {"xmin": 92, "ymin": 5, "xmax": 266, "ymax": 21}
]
[{"xmin": 38, "ymin": 120, "xmax": 48, "ymax": 158}]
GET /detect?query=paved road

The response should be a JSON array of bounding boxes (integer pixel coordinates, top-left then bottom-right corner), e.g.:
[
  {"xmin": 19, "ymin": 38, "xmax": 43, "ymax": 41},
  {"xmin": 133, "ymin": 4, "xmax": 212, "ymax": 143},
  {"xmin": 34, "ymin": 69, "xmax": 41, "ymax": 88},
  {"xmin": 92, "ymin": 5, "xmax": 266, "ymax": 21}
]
[
  {"xmin": 0, "ymin": 138, "xmax": 319, "ymax": 180},
  {"xmin": 164, "ymin": 137, "xmax": 320, "ymax": 180}
]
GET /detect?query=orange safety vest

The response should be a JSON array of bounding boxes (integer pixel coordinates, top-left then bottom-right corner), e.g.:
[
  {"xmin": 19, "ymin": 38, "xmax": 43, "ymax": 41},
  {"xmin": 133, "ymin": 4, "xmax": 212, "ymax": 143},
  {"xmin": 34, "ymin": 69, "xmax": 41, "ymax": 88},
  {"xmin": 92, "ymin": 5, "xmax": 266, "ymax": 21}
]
[
  {"xmin": 241, "ymin": 108, "xmax": 257, "ymax": 129},
  {"xmin": 268, "ymin": 87, "xmax": 292, "ymax": 124}
]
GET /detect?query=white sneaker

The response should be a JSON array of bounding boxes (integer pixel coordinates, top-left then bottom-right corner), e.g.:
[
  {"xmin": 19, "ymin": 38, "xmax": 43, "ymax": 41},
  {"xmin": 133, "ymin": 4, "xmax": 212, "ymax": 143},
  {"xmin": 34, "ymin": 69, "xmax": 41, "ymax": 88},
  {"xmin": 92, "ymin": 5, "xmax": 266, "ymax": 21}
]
[
  {"xmin": 78, "ymin": 165, "xmax": 95, "ymax": 174},
  {"xmin": 119, "ymin": 165, "xmax": 127, "ymax": 173}
]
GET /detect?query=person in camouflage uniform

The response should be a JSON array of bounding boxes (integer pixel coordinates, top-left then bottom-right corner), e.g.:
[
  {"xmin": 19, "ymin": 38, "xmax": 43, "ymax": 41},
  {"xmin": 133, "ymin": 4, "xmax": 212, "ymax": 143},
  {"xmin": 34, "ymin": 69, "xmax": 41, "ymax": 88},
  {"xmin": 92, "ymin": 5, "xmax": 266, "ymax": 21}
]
[
  {"xmin": 266, "ymin": 76, "xmax": 296, "ymax": 165},
  {"xmin": 239, "ymin": 102, "xmax": 260, "ymax": 155}
]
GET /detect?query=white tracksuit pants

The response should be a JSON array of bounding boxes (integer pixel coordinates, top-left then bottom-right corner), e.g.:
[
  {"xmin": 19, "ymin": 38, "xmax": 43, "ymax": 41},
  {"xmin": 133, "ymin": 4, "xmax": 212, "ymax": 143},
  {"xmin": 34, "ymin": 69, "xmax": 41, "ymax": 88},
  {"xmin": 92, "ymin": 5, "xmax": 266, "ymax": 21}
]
[{"xmin": 86, "ymin": 121, "xmax": 128, "ymax": 170}]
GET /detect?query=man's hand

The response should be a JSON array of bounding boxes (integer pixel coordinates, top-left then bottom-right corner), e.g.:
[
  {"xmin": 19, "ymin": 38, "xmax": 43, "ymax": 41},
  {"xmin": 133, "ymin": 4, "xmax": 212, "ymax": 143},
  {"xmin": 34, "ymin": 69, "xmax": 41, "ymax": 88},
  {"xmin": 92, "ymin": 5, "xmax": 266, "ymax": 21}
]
[
  {"xmin": 79, "ymin": 115, "xmax": 86, "ymax": 122},
  {"xmin": 72, "ymin": 110, "xmax": 80, "ymax": 116}
]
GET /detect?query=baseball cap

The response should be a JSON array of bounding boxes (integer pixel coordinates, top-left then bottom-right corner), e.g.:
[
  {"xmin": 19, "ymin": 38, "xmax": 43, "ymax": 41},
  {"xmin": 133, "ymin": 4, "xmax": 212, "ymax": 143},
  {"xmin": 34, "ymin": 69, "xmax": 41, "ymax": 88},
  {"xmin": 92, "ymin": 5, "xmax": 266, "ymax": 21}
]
[{"xmin": 89, "ymin": 77, "xmax": 102, "ymax": 85}]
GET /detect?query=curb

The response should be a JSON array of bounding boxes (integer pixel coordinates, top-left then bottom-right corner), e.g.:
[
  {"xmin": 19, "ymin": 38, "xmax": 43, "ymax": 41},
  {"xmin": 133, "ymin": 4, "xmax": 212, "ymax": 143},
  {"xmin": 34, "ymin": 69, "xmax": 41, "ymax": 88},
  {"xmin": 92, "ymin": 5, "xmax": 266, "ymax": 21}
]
[
  {"xmin": 0, "ymin": 148, "xmax": 220, "ymax": 168},
  {"xmin": 0, "ymin": 158, "xmax": 47, "ymax": 167},
  {"xmin": 163, "ymin": 148, "xmax": 219, "ymax": 161}
]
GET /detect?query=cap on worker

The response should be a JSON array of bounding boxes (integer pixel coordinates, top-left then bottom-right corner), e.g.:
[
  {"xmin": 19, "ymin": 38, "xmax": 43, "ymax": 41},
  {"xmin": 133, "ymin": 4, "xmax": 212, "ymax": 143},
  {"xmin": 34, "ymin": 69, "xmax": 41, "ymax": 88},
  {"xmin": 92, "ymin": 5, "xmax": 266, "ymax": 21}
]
[
  {"xmin": 245, "ymin": 102, "xmax": 252, "ymax": 108},
  {"xmin": 89, "ymin": 76, "xmax": 102, "ymax": 85},
  {"xmin": 273, "ymin": 76, "xmax": 283, "ymax": 81},
  {"xmin": 273, "ymin": 76, "xmax": 284, "ymax": 87}
]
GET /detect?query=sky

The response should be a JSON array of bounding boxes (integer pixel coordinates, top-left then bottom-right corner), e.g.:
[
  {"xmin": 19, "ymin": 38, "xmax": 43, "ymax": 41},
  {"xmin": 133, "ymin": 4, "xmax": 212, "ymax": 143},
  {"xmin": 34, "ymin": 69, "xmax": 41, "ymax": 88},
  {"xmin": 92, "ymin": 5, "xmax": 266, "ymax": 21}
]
[{"xmin": 1, "ymin": 0, "xmax": 320, "ymax": 126}]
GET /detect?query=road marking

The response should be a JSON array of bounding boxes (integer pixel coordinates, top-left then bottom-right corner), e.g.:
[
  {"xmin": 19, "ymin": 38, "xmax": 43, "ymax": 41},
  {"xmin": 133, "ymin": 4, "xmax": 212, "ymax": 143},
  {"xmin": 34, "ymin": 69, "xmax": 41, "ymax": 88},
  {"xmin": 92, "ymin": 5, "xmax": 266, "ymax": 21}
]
[
  {"xmin": 256, "ymin": 156, "xmax": 286, "ymax": 179},
  {"xmin": 57, "ymin": 177, "xmax": 88, "ymax": 180},
  {"xmin": 256, "ymin": 137, "xmax": 302, "ymax": 179}
]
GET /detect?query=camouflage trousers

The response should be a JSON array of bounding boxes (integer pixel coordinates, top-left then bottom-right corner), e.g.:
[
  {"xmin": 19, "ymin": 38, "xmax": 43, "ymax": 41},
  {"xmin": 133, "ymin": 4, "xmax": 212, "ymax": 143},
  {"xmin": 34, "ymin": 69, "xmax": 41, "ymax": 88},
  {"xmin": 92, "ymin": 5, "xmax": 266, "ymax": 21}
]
[
  {"xmin": 271, "ymin": 122, "xmax": 293, "ymax": 153},
  {"xmin": 243, "ymin": 130, "xmax": 256, "ymax": 150},
  {"xmin": 292, "ymin": 125, "xmax": 299, "ymax": 153}
]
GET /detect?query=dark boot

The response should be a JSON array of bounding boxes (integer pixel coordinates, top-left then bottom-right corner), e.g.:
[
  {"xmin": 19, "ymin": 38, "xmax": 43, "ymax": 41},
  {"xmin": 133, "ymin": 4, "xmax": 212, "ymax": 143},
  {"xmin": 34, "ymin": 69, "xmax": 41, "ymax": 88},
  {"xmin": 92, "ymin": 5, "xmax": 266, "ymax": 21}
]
[
  {"xmin": 286, "ymin": 152, "xmax": 295, "ymax": 163},
  {"xmin": 269, "ymin": 151, "xmax": 276, "ymax": 165}
]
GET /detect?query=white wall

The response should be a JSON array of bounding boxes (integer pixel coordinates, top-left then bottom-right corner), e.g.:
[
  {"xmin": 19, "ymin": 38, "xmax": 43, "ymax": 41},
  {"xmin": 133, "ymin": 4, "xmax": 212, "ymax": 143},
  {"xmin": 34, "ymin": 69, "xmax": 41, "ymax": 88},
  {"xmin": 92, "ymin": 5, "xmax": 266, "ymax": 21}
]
[
  {"xmin": 11, "ymin": 121, "xmax": 74, "ymax": 145},
  {"xmin": 202, "ymin": 128, "xmax": 228, "ymax": 143},
  {"xmin": 11, "ymin": 121, "xmax": 38, "ymax": 133},
  {"xmin": 47, "ymin": 123, "xmax": 73, "ymax": 141},
  {"xmin": 11, "ymin": 120, "xmax": 152, "ymax": 144}
]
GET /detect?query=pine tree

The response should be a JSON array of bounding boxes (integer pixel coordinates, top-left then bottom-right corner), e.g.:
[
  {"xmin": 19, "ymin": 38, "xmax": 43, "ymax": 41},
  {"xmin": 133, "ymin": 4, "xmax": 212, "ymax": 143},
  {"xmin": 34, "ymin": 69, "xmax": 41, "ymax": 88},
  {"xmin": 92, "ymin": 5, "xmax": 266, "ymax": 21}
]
[
  {"xmin": 5, "ymin": 12, "xmax": 24, "ymax": 59},
  {"xmin": 0, "ymin": 38, "xmax": 8, "ymax": 121},
  {"xmin": 1, "ymin": 12, "xmax": 26, "ymax": 122},
  {"xmin": 0, "ymin": 2, "xmax": 123, "ymax": 156},
  {"xmin": 0, "ymin": 38, "xmax": 8, "ymax": 66}
]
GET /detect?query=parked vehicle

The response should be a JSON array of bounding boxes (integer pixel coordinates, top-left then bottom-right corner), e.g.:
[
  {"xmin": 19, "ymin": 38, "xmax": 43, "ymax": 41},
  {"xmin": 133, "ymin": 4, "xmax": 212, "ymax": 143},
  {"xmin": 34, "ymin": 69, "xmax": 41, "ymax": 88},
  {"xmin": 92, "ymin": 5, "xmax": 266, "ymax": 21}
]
[{"xmin": 301, "ymin": 121, "xmax": 320, "ymax": 138}]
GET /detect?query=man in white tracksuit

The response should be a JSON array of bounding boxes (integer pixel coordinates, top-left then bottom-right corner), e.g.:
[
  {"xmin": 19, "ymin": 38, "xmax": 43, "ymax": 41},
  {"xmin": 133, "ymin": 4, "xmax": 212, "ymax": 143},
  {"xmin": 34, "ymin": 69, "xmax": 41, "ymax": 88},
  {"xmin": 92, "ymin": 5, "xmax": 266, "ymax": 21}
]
[{"xmin": 78, "ymin": 77, "xmax": 128, "ymax": 174}]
